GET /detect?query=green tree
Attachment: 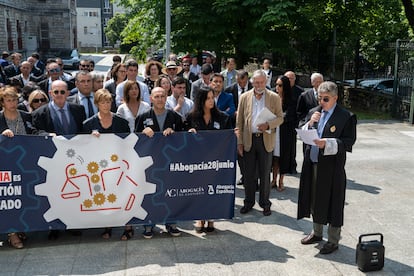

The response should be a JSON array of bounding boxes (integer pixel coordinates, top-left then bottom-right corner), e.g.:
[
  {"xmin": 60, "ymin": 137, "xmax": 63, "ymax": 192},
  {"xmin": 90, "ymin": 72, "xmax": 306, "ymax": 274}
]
[{"xmin": 105, "ymin": 13, "xmax": 128, "ymax": 46}]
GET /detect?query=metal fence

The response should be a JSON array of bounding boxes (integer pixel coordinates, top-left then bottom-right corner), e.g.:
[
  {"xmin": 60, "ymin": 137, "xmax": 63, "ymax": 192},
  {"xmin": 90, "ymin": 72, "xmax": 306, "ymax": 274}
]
[{"xmin": 393, "ymin": 40, "xmax": 414, "ymax": 123}]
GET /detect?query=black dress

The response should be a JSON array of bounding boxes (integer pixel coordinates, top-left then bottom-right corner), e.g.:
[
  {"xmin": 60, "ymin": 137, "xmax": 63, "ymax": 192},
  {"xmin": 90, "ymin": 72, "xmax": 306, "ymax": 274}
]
[{"xmin": 82, "ymin": 113, "xmax": 130, "ymax": 134}]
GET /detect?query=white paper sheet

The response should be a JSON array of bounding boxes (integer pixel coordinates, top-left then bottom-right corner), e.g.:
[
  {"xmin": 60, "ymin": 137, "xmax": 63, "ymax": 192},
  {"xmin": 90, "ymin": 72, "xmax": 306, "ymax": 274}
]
[{"xmin": 295, "ymin": 128, "xmax": 319, "ymax": 146}]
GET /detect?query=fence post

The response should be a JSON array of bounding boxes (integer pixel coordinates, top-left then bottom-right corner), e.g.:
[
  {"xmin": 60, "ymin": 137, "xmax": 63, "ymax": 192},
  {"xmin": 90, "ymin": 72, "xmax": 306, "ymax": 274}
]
[{"xmin": 392, "ymin": 39, "xmax": 400, "ymax": 118}]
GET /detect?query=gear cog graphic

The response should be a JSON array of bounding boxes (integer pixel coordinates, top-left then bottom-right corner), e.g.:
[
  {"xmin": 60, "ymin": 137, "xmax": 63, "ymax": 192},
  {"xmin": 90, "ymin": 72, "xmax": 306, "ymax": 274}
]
[{"xmin": 35, "ymin": 134, "xmax": 156, "ymax": 229}]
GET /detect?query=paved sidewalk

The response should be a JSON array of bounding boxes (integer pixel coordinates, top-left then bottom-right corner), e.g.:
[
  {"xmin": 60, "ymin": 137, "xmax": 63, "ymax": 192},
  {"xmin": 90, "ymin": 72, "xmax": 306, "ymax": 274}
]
[{"xmin": 1, "ymin": 120, "xmax": 413, "ymax": 275}]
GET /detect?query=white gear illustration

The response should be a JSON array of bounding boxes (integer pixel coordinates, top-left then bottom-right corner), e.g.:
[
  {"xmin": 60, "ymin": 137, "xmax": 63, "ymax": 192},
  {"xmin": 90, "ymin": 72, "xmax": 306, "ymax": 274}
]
[{"xmin": 35, "ymin": 133, "xmax": 156, "ymax": 229}]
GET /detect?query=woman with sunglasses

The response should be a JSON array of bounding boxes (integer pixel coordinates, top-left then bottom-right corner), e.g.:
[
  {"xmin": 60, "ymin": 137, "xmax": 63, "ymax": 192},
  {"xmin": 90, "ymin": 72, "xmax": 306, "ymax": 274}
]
[
  {"xmin": 0, "ymin": 86, "xmax": 38, "ymax": 249},
  {"xmin": 271, "ymin": 75, "xmax": 297, "ymax": 191},
  {"xmin": 28, "ymin": 89, "xmax": 49, "ymax": 112}
]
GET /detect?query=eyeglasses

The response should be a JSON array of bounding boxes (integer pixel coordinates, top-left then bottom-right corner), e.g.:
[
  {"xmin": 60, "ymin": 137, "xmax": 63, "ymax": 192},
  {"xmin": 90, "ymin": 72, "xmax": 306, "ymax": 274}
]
[
  {"xmin": 167, "ymin": 68, "xmax": 177, "ymax": 71},
  {"xmin": 49, "ymin": 68, "xmax": 61, "ymax": 73},
  {"xmin": 80, "ymin": 64, "xmax": 90, "ymax": 68},
  {"xmin": 57, "ymin": 64, "xmax": 63, "ymax": 66},
  {"xmin": 32, "ymin": 98, "xmax": 47, "ymax": 103},
  {"xmin": 318, "ymin": 96, "xmax": 331, "ymax": 103},
  {"xmin": 53, "ymin": 90, "xmax": 66, "ymax": 95},
  {"xmin": 182, "ymin": 64, "xmax": 190, "ymax": 67}
]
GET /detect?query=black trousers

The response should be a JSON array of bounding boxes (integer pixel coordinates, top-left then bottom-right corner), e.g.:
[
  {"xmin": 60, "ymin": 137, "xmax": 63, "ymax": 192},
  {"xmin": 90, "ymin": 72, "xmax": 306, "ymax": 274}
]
[{"xmin": 243, "ymin": 133, "xmax": 272, "ymax": 209}]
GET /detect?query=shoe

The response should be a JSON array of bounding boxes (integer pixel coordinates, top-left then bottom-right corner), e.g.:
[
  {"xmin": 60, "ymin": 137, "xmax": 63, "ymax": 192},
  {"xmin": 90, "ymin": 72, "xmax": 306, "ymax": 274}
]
[
  {"xmin": 301, "ymin": 233, "xmax": 323, "ymax": 245},
  {"xmin": 142, "ymin": 226, "xmax": 153, "ymax": 239},
  {"xmin": 67, "ymin": 229, "xmax": 82, "ymax": 236},
  {"xmin": 319, "ymin": 242, "xmax": 338, "ymax": 254},
  {"xmin": 8, "ymin": 233, "xmax": 23, "ymax": 249},
  {"xmin": 166, "ymin": 224, "xmax": 181, "ymax": 237},
  {"xmin": 263, "ymin": 207, "xmax": 271, "ymax": 216},
  {"xmin": 194, "ymin": 220, "xmax": 205, "ymax": 233},
  {"xmin": 205, "ymin": 221, "xmax": 215, "ymax": 232},
  {"xmin": 237, "ymin": 177, "xmax": 243, "ymax": 186},
  {"xmin": 271, "ymin": 179, "xmax": 277, "ymax": 188},
  {"xmin": 121, "ymin": 227, "xmax": 134, "ymax": 240},
  {"xmin": 240, "ymin": 206, "xmax": 252, "ymax": 214},
  {"xmin": 101, "ymin": 228, "xmax": 112, "ymax": 239}
]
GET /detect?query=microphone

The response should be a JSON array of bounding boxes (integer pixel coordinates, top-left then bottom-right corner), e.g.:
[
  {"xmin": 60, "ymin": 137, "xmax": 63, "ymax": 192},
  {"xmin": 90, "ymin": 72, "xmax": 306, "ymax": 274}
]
[{"xmin": 313, "ymin": 105, "xmax": 322, "ymax": 129}]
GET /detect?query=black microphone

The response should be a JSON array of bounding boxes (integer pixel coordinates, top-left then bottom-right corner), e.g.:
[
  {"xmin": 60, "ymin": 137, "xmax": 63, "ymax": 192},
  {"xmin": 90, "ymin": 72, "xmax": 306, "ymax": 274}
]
[{"xmin": 313, "ymin": 105, "xmax": 322, "ymax": 129}]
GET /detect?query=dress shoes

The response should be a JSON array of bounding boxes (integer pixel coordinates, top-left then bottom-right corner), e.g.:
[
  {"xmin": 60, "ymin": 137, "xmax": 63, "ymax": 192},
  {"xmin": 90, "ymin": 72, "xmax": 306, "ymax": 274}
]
[
  {"xmin": 301, "ymin": 233, "xmax": 323, "ymax": 245},
  {"xmin": 236, "ymin": 178, "xmax": 243, "ymax": 186},
  {"xmin": 240, "ymin": 206, "xmax": 252, "ymax": 214},
  {"xmin": 263, "ymin": 207, "xmax": 271, "ymax": 216},
  {"xmin": 319, "ymin": 242, "xmax": 338, "ymax": 254}
]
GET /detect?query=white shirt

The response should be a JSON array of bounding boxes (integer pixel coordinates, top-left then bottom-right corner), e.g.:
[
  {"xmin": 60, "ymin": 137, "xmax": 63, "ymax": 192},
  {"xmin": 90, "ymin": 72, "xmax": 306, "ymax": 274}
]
[
  {"xmin": 116, "ymin": 101, "xmax": 151, "ymax": 132},
  {"xmin": 115, "ymin": 79, "xmax": 150, "ymax": 107}
]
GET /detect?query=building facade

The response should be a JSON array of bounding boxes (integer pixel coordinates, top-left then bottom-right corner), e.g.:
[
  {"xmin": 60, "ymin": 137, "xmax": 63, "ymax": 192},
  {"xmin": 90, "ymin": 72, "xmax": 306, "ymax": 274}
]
[
  {"xmin": 77, "ymin": 0, "xmax": 126, "ymax": 52},
  {"xmin": 0, "ymin": 0, "xmax": 77, "ymax": 56}
]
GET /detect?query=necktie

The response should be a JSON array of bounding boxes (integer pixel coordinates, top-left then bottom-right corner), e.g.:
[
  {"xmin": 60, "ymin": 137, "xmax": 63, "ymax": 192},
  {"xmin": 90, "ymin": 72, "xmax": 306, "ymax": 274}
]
[
  {"xmin": 241, "ymin": 87, "xmax": 245, "ymax": 93},
  {"xmin": 59, "ymin": 109, "xmax": 70, "ymax": 134},
  {"xmin": 86, "ymin": 96, "xmax": 95, "ymax": 118},
  {"xmin": 310, "ymin": 111, "xmax": 327, "ymax": 163}
]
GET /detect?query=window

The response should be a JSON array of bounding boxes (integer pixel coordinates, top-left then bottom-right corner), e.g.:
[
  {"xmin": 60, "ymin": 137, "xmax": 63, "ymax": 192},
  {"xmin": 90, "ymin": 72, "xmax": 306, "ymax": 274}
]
[{"xmin": 84, "ymin": 26, "xmax": 88, "ymax": 35}]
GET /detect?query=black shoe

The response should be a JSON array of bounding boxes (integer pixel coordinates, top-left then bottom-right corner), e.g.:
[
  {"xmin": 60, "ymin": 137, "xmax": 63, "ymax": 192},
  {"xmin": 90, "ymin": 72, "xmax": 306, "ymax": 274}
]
[
  {"xmin": 240, "ymin": 206, "xmax": 252, "ymax": 214},
  {"xmin": 319, "ymin": 242, "xmax": 338, "ymax": 254},
  {"xmin": 237, "ymin": 178, "xmax": 243, "ymax": 185},
  {"xmin": 263, "ymin": 207, "xmax": 271, "ymax": 216},
  {"xmin": 301, "ymin": 233, "xmax": 323, "ymax": 244}
]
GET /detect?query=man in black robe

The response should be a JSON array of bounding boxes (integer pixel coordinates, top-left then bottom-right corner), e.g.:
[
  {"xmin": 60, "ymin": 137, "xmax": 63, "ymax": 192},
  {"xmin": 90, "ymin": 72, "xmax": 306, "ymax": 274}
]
[{"xmin": 297, "ymin": 81, "xmax": 357, "ymax": 254}]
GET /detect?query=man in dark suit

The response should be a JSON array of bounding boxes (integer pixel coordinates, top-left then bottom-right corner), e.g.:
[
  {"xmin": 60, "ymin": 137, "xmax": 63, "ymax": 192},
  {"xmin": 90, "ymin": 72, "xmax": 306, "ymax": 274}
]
[
  {"xmin": 297, "ymin": 73, "xmax": 323, "ymax": 127},
  {"xmin": 298, "ymin": 81, "xmax": 357, "ymax": 255},
  {"xmin": 224, "ymin": 69, "xmax": 253, "ymax": 186},
  {"xmin": 4, "ymin": 53, "xmax": 22, "ymax": 79},
  {"xmin": 67, "ymin": 71, "xmax": 97, "ymax": 119},
  {"xmin": 38, "ymin": 62, "xmax": 73, "ymax": 98},
  {"xmin": 32, "ymin": 79, "xmax": 86, "ymax": 136},
  {"xmin": 9, "ymin": 61, "xmax": 40, "ymax": 89},
  {"xmin": 190, "ymin": 63, "xmax": 213, "ymax": 101},
  {"xmin": 236, "ymin": 70, "xmax": 284, "ymax": 216},
  {"xmin": 210, "ymin": 73, "xmax": 235, "ymax": 118}
]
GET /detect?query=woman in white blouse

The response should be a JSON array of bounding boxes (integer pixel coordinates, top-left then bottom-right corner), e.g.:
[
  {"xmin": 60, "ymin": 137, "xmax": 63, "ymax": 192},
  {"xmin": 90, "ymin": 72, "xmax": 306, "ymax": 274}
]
[{"xmin": 116, "ymin": 80, "xmax": 150, "ymax": 132}]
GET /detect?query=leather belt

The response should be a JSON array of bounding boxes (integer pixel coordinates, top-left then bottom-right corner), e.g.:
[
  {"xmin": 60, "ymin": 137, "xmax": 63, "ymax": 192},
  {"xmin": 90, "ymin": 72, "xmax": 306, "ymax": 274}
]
[{"xmin": 253, "ymin": 133, "xmax": 262, "ymax": 137}]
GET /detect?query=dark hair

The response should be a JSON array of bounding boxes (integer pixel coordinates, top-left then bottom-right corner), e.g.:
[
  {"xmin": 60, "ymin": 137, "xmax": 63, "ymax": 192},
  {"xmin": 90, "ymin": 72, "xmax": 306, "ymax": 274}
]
[
  {"xmin": 276, "ymin": 75, "xmax": 292, "ymax": 111},
  {"xmin": 171, "ymin": 76, "xmax": 186, "ymax": 87},
  {"xmin": 191, "ymin": 87, "xmax": 221, "ymax": 119},
  {"xmin": 111, "ymin": 63, "xmax": 126, "ymax": 82},
  {"xmin": 21, "ymin": 81, "xmax": 41, "ymax": 100},
  {"xmin": 112, "ymin": 55, "xmax": 122, "ymax": 63},
  {"xmin": 145, "ymin": 60, "xmax": 163, "ymax": 76},
  {"xmin": 125, "ymin": 59, "xmax": 139, "ymax": 68},
  {"xmin": 210, "ymin": 72, "xmax": 224, "ymax": 82},
  {"xmin": 31, "ymin": 52, "xmax": 40, "ymax": 60},
  {"xmin": 123, "ymin": 80, "xmax": 141, "ymax": 103},
  {"xmin": 236, "ymin": 69, "xmax": 248, "ymax": 79}
]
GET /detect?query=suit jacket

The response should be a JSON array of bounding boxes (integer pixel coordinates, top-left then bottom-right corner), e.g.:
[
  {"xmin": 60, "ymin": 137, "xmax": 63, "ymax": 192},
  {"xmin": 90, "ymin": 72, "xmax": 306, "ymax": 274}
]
[
  {"xmin": 32, "ymin": 102, "xmax": 86, "ymax": 135},
  {"xmin": 9, "ymin": 75, "xmax": 41, "ymax": 88},
  {"xmin": 135, "ymin": 109, "xmax": 183, "ymax": 132},
  {"xmin": 38, "ymin": 78, "xmax": 75, "ymax": 97},
  {"xmin": 190, "ymin": 78, "xmax": 209, "ymax": 101},
  {"xmin": 82, "ymin": 113, "xmax": 130, "ymax": 134},
  {"xmin": 67, "ymin": 92, "xmax": 98, "ymax": 118},
  {"xmin": 217, "ymin": 91, "xmax": 235, "ymax": 117},
  {"xmin": 224, "ymin": 82, "xmax": 253, "ymax": 109},
  {"xmin": 296, "ymin": 88, "xmax": 318, "ymax": 126},
  {"xmin": 0, "ymin": 110, "xmax": 38, "ymax": 135},
  {"xmin": 297, "ymin": 104, "xmax": 357, "ymax": 227},
  {"xmin": 4, "ymin": 64, "xmax": 20, "ymax": 78},
  {"xmin": 236, "ymin": 89, "xmax": 284, "ymax": 152}
]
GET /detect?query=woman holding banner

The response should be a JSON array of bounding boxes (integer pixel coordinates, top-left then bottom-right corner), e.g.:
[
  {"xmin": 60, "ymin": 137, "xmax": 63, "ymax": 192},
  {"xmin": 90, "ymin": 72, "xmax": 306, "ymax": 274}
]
[
  {"xmin": 82, "ymin": 88, "xmax": 132, "ymax": 240},
  {"xmin": 0, "ymin": 86, "xmax": 38, "ymax": 249},
  {"xmin": 185, "ymin": 87, "xmax": 232, "ymax": 233}
]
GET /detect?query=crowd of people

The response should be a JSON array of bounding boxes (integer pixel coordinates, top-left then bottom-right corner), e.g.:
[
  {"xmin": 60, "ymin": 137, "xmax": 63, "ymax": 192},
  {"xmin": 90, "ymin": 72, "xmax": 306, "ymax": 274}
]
[{"xmin": 0, "ymin": 50, "xmax": 356, "ymax": 256}]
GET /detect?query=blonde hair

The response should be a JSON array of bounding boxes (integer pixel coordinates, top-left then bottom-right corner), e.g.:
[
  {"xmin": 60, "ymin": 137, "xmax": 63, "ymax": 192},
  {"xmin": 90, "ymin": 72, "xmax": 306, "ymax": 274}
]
[
  {"xmin": 94, "ymin": 88, "xmax": 113, "ymax": 105},
  {"xmin": 0, "ymin": 86, "xmax": 19, "ymax": 107},
  {"xmin": 28, "ymin": 89, "xmax": 49, "ymax": 110}
]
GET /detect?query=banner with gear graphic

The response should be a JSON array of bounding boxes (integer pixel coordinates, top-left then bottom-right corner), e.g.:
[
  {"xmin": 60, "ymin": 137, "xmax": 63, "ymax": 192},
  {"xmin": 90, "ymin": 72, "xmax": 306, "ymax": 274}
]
[{"xmin": 0, "ymin": 130, "xmax": 236, "ymax": 233}]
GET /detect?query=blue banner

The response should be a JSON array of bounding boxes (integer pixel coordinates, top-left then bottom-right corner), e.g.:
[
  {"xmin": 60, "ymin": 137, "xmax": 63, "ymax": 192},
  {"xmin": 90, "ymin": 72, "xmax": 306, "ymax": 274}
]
[{"xmin": 0, "ymin": 130, "xmax": 236, "ymax": 233}]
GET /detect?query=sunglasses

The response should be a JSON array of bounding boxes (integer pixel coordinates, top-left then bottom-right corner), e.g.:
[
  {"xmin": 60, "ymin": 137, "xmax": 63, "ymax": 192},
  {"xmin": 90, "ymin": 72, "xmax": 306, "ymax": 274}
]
[
  {"xmin": 32, "ymin": 98, "xmax": 47, "ymax": 103},
  {"xmin": 80, "ymin": 64, "xmax": 90, "ymax": 68},
  {"xmin": 318, "ymin": 96, "xmax": 331, "ymax": 103},
  {"xmin": 49, "ymin": 68, "xmax": 61, "ymax": 73},
  {"xmin": 53, "ymin": 90, "xmax": 66, "ymax": 95}
]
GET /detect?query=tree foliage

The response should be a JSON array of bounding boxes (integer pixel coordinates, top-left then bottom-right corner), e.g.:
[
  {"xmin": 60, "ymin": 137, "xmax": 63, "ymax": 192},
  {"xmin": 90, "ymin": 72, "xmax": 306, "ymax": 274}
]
[{"xmin": 109, "ymin": 0, "xmax": 411, "ymax": 77}]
